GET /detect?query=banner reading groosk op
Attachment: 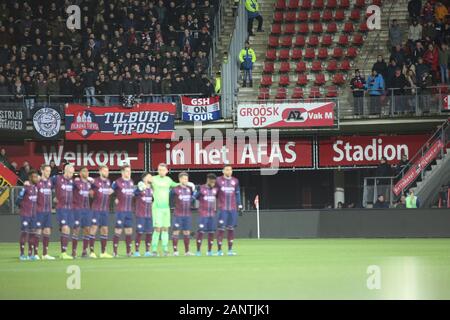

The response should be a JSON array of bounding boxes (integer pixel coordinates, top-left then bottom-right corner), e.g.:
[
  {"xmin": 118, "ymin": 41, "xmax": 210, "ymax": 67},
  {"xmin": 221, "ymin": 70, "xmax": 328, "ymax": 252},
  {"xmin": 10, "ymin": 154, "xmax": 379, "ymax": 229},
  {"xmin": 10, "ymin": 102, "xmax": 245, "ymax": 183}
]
[
  {"xmin": 65, "ymin": 103, "xmax": 175, "ymax": 140},
  {"xmin": 181, "ymin": 96, "xmax": 221, "ymax": 122}
]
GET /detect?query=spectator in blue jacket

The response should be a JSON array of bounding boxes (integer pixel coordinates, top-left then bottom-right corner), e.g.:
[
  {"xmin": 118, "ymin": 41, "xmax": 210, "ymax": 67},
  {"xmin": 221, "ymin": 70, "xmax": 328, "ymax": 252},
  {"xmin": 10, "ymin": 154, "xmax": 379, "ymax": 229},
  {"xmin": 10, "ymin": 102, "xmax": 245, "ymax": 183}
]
[{"xmin": 366, "ymin": 69, "xmax": 385, "ymax": 115}]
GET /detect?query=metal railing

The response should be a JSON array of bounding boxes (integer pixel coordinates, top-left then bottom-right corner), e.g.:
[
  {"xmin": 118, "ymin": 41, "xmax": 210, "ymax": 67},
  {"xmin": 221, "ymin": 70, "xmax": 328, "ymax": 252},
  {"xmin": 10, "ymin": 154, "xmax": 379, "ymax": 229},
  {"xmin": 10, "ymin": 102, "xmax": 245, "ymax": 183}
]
[{"xmin": 362, "ymin": 176, "xmax": 396, "ymax": 207}]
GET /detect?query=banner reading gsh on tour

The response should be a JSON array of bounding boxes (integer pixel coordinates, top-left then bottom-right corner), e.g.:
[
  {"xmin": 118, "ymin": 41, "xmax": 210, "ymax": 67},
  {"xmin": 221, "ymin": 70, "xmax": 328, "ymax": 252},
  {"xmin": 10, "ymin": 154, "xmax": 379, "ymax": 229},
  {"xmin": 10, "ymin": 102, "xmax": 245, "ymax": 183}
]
[
  {"xmin": 65, "ymin": 103, "xmax": 175, "ymax": 140},
  {"xmin": 237, "ymin": 102, "xmax": 336, "ymax": 128}
]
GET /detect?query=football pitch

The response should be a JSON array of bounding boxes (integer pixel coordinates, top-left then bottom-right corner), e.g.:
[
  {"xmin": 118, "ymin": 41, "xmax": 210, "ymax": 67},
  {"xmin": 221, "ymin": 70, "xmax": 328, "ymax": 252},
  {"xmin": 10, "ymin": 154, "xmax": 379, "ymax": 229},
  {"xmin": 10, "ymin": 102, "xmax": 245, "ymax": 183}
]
[{"xmin": 0, "ymin": 239, "xmax": 450, "ymax": 300}]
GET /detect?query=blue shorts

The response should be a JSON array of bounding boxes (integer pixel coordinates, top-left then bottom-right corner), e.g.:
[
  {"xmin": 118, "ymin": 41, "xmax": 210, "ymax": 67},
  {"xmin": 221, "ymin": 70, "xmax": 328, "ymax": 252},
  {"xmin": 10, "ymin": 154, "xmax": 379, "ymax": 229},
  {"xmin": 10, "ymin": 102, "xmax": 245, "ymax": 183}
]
[
  {"xmin": 36, "ymin": 212, "xmax": 52, "ymax": 229},
  {"xmin": 92, "ymin": 211, "xmax": 109, "ymax": 227},
  {"xmin": 57, "ymin": 209, "xmax": 75, "ymax": 228},
  {"xmin": 136, "ymin": 217, "xmax": 153, "ymax": 233},
  {"xmin": 217, "ymin": 210, "xmax": 238, "ymax": 229},
  {"xmin": 76, "ymin": 209, "xmax": 92, "ymax": 228},
  {"xmin": 71, "ymin": 210, "xmax": 82, "ymax": 229},
  {"xmin": 115, "ymin": 211, "xmax": 133, "ymax": 228},
  {"xmin": 197, "ymin": 216, "xmax": 216, "ymax": 232},
  {"xmin": 172, "ymin": 216, "xmax": 192, "ymax": 231},
  {"xmin": 20, "ymin": 216, "xmax": 37, "ymax": 231}
]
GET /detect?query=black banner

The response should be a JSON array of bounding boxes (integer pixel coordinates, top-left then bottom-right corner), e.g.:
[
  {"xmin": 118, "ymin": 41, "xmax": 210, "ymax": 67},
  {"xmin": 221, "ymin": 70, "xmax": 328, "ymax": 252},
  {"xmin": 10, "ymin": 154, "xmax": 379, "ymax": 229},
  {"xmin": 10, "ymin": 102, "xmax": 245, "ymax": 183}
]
[
  {"xmin": 0, "ymin": 105, "xmax": 26, "ymax": 132},
  {"xmin": 32, "ymin": 106, "xmax": 62, "ymax": 140}
]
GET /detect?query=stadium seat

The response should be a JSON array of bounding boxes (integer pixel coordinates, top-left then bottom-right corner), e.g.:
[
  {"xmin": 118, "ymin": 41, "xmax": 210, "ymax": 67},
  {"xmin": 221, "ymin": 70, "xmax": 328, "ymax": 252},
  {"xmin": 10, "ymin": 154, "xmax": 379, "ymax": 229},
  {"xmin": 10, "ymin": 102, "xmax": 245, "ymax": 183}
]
[
  {"xmin": 295, "ymin": 61, "xmax": 307, "ymax": 73},
  {"xmin": 297, "ymin": 11, "xmax": 308, "ymax": 22},
  {"xmin": 280, "ymin": 36, "xmax": 293, "ymax": 47},
  {"xmin": 334, "ymin": 9, "xmax": 345, "ymax": 21},
  {"xmin": 325, "ymin": 85, "xmax": 338, "ymax": 97},
  {"xmin": 274, "ymin": 11, "xmax": 284, "ymax": 23},
  {"xmin": 279, "ymin": 74, "xmax": 291, "ymax": 86},
  {"xmin": 294, "ymin": 35, "xmax": 306, "ymax": 47},
  {"xmin": 309, "ymin": 86, "xmax": 322, "ymax": 98},
  {"xmin": 322, "ymin": 10, "xmax": 333, "ymax": 22},
  {"xmin": 332, "ymin": 73, "xmax": 346, "ymax": 85},
  {"xmin": 285, "ymin": 11, "xmax": 296, "ymax": 23},
  {"xmin": 268, "ymin": 36, "xmax": 279, "ymax": 48},
  {"xmin": 343, "ymin": 22, "xmax": 354, "ymax": 33},
  {"xmin": 291, "ymin": 48, "xmax": 303, "ymax": 60},
  {"xmin": 266, "ymin": 49, "xmax": 277, "ymax": 61},
  {"xmin": 258, "ymin": 87, "xmax": 270, "ymax": 100},
  {"xmin": 359, "ymin": 21, "xmax": 369, "ymax": 33},
  {"xmin": 309, "ymin": 11, "xmax": 321, "ymax": 22},
  {"xmin": 275, "ymin": 87, "xmax": 287, "ymax": 100},
  {"xmin": 339, "ymin": 59, "xmax": 351, "ymax": 71},
  {"xmin": 261, "ymin": 75, "xmax": 273, "ymax": 86},
  {"xmin": 263, "ymin": 62, "xmax": 275, "ymax": 73},
  {"xmin": 350, "ymin": 9, "xmax": 361, "ymax": 21},
  {"xmin": 338, "ymin": 35, "xmax": 349, "ymax": 46},
  {"xmin": 296, "ymin": 74, "xmax": 309, "ymax": 86},
  {"xmin": 308, "ymin": 35, "xmax": 319, "ymax": 47},
  {"xmin": 326, "ymin": 60, "xmax": 338, "ymax": 72},
  {"xmin": 291, "ymin": 87, "xmax": 305, "ymax": 99},
  {"xmin": 321, "ymin": 35, "xmax": 333, "ymax": 47},
  {"xmin": 326, "ymin": 22, "xmax": 338, "ymax": 33},
  {"xmin": 326, "ymin": 0, "xmax": 338, "ymax": 9},
  {"xmin": 284, "ymin": 24, "xmax": 296, "ymax": 34},
  {"xmin": 279, "ymin": 61, "xmax": 291, "ymax": 73},
  {"xmin": 298, "ymin": 23, "xmax": 309, "ymax": 34},
  {"xmin": 301, "ymin": 0, "xmax": 312, "ymax": 10},
  {"xmin": 311, "ymin": 60, "xmax": 323, "ymax": 71},
  {"xmin": 346, "ymin": 47, "xmax": 358, "ymax": 59},
  {"xmin": 288, "ymin": 0, "xmax": 300, "ymax": 10},
  {"xmin": 314, "ymin": 73, "xmax": 326, "ymax": 86},
  {"xmin": 318, "ymin": 47, "xmax": 328, "ymax": 59},
  {"xmin": 354, "ymin": 0, "xmax": 365, "ymax": 8},
  {"xmin": 372, "ymin": 0, "xmax": 382, "ymax": 5},
  {"xmin": 339, "ymin": 0, "xmax": 350, "ymax": 9},
  {"xmin": 332, "ymin": 47, "xmax": 344, "ymax": 59},
  {"xmin": 304, "ymin": 48, "xmax": 316, "ymax": 59},
  {"xmin": 352, "ymin": 34, "xmax": 364, "ymax": 46},
  {"xmin": 312, "ymin": 23, "xmax": 323, "ymax": 33},
  {"xmin": 278, "ymin": 49, "xmax": 290, "ymax": 60},
  {"xmin": 271, "ymin": 24, "xmax": 282, "ymax": 35},
  {"xmin": 313, "ymin": 0, "xmax": 325, "ymax": 9},
  {"xmin": 274, "ymin": 0, "xmax": 287, "ymax": 10}
]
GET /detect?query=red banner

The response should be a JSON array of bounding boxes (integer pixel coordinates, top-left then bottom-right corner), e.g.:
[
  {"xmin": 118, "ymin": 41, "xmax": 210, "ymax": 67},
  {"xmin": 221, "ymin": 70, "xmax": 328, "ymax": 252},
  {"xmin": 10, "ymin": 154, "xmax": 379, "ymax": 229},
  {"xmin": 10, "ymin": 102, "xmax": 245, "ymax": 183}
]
[
  {"xmin": 150, "ymin": 138, "xmax": 313, "ymax": 169},
  {"xmin": 393, "ymin": 139, "xmax": 444, "ymax": 196},
  {"xmin": 318, "ymin": 135, "xmax": 430, "ymax": 167},
  {"xmin": 0, "ymin": 163, "xmax": 18, "ymax": 205},
  {"xmin": 2, "ymin": 141, "xmax": 145, "ymax": 171}
]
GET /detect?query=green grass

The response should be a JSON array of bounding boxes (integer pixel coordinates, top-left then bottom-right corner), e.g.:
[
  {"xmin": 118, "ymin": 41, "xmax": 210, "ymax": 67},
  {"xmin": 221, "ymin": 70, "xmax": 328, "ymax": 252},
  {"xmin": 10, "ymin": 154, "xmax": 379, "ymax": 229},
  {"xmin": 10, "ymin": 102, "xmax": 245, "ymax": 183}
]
[{"xmin": 0, "ymin": 239, "xmax": 450, "ymax": 299}]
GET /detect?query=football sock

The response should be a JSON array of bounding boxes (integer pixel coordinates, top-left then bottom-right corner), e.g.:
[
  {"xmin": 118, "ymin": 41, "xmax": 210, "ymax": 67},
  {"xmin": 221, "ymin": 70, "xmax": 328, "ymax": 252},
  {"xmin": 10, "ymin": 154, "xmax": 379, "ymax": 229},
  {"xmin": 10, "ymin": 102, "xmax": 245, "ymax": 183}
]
[
  {"xmin": 172, "ymin": 234, "xmax": 179, "ymax": 252},
  {"xmin": 207, "ymin": 232, "xmax": 214, "ymax": 252},
  {"xmin": 184, "ymin": 235, "xmax": 190, "ymax": 253},
  {"xmin": 151, "ymin": 231, "xmax": 160, "ymax": 252},
  {"xmin": 20, "ymin": 231, "xmax": 27, "ymax": 256},
  {"xmin": 42, "ymin": 234, "xmax": 50, "ymax": 256},
  {"xmin": 196, "ymin": 231, "xmax": 204, "ymax": 251},
  {"xmin": 227, "ymin": 229, "xmax": 234, "ymax": 250},
  {"xmin": 217, "ymin": 229, "xmax": 225, "ymax": 251},
  {"xmin": 145, "ymin": 233, "xmax": 152, "ymax": 252},
  {"xmin": 135, "ymin": 233, "xmax": 142, "ymax": 252},
  {"xmin": 161, "ymin": 231, "xmax": 169, "ymax": 251}
]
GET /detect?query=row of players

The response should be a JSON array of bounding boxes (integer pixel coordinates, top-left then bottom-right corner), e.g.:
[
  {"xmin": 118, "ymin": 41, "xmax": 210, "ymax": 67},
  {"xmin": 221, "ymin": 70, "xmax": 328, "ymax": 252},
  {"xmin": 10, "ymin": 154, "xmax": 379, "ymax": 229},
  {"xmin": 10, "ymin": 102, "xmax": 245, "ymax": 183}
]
[{"xmin": 16, "ymin": 163, "xmax": 242, "ymax": 260}]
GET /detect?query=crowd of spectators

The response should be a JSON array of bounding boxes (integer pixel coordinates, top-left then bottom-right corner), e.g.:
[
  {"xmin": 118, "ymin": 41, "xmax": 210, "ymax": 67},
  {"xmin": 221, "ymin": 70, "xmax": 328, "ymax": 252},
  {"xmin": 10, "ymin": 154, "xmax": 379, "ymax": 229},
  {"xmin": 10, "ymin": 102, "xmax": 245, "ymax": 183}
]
[
  {"xmin": 0, "ymin": 0, "xmax": 220, "ymax": 108},
  {"xmin": 350, "ymin": 1, "xmax": 450, "ymax": 115}
]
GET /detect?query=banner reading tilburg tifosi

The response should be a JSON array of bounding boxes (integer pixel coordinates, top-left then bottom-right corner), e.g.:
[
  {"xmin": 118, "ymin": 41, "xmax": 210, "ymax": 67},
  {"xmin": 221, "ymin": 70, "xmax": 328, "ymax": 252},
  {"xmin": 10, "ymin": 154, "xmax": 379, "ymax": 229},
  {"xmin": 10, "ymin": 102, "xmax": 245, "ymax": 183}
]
[
  {"xmin": 393, "ymin": 139, "xmax": 444, "ymax": 196},
  {"xmin": 237, "ymin": 101, "xmax": 336, "ymax": 128},
  {"xmin": 65, "ymin": 103, "xmax": 175, "ymax": 140},
  {"xmin": 0, "ymin": 163, "xmax": 18, "ymax": 205}
]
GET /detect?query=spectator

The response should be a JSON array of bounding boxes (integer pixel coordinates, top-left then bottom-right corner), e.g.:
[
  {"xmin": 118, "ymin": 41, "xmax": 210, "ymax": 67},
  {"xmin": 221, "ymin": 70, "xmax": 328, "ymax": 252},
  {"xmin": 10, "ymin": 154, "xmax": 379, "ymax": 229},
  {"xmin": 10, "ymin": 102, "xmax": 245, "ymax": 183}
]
[
  {"xmin": 245, "ymin": 0, "xmax": 264, "ymax": 36},
  {"xmin": 11, "ymin": 78, "xmax": 25, "ymax": 102},
  {"xmin": 438, "ymin": 43, "xmax": 449, "ymax": 84},
  {"xmin": 350, "ymin": 69, "xmax": 366, "ymax": 115},
  {"xmin": 422, "ymin": 1, "xmax": 435, "ymax": 23},
  {"xmin": 408, "ymin": 20, "xmax": 422, "ymax": 50},
  {"xmin": 0, "ymin": 148, "xmax": 13, "ymax": 170},
  {"xmin": 408, "ymin": 0, "xmax": 422, "ymax": 19},
  {"xmin": 375, "ymin": 157, "xmax": 392, "ymax": 200},
  {"xmin": 390, "ymin": 45, "xmax": 407, "ymax": 70},
  {"xmin": 18, "ymin": 161, "xmax": 31, "ymax": 184},
  {"xmin": 366, "ymin": 69, "xmax": 385, "ymax": 115},
  {"xmin": 336, "ymin": 201, "xmax": 344, "ymax": 209},
  {"xmin": 372, "ymin": 55, "xmax": 388, "ymax": 80},
  {"xmin": 390, "ymin": 68, "xmax": 409, "ymax": 113},
  {"xmin": 239, "ymin": 41, "xmax": 256, "ymax": 88},
  {"xmin": 423, "ymin": 43, "xmax": 439, "ymax": 80},
  {"xmin": 406, "ymin": 189, "xmax": 420, "ymax": 208},
  {"xmin": 435, "ymin": 2, "xmax": 448, "ymax": 24},
  {"xmin": 405, "ymin": 68, "xmax": 417, "ymax": 111},
  {"xmin": 140, "ymin": 73, "xmax": 153, "ymax": 102},
  {"xmin": 49, "ymin": 160, "xmax": 59, "ymax": 177},
  {"xmin": 412, "ymin": 40, "xmax": 425, "ymax": 64},
  {"xmin": 214, "ymin": 71, "xmax": 221, "ymax": 95},
  {"xmin": 394, "ymin": 154, "xmax": 410, "ymax": 175},
  {"xmin": 395, "ymin": 195, "xmax": 407, "ymax": 208},
  {"xmin": 373, "ymin": 195, "xmax": 389, "ymax": 208},
  {"xmin": 389, "ymin": 20, "xmax": 403, "ymax": 49}
]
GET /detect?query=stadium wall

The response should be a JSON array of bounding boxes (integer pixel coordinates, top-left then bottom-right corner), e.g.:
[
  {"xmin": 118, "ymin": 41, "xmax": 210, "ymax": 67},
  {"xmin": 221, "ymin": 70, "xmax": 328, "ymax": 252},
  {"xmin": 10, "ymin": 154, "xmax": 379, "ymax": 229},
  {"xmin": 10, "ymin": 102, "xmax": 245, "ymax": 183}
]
[{"xmin": 0, "ymin": 209, "xmax": 450, "ymax": 242}]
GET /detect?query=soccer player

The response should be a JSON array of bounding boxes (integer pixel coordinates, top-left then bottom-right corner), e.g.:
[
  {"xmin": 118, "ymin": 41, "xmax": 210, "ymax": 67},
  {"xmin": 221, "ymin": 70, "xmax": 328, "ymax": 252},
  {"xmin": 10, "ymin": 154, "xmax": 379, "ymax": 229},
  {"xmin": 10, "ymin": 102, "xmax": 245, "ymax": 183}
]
[
  {"xmin": 134, "ymin": 172, "xmax": 153, "ymax": 257},
  {"xmin": 90, "ymin": 165, "xmax": 113, "ymax": 258},
  {"xmin": 54, "ymin": 163, "xmax": 75, "ymax": 260},
  {"xmin": 16, "ymin": 170, "xmax": 40, "ymax": 260},
  {"xmin": 111, "ymin": 165, "xmax": 135, "ymax": 257},
  {"xmin": 150, "ymin": 163, "xmax": 179, "ymax": 256},
  {"xmin": 193, "ymin": 173, "xmax": 219, "ymax": 256},
  {"xmin": 36, "ymin": 164, "xmax": 55, "ymax": 260},
  {"xmin": 73, "ymin": 166, "xmax": 94, "ymax": 258},
  {"xmin": 216, "ymin": 165, "xmax": 243, "ymax": 256},
  {"xmin": 171, "ymin": 172, "xmax": 195, "ymax": 256}
]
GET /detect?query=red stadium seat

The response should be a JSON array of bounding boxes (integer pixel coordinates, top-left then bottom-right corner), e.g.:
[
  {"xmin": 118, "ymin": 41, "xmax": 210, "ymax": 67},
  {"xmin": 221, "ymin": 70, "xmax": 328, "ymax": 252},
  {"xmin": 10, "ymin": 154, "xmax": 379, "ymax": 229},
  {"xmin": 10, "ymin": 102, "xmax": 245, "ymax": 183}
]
[
  {"xmin": 288, "ymin": 0, "xmax": 300, "ymax": 10},
  {"xmin": 343, "ymin": 22, "xmax": 354, "ymax": 33},
  {"xmin": 291, "ymin": 48, "xmax": 303, "ymax": 60},
  {"xmin": 312, "ymin": 23, "xmax": 323, "ymax": 33},
  {"xmin": 359, "ymin": 21, "xmax": 369, "ymax": 33},
  {"xmin": 332, "ymin": 47, "xmax": 344, "ymax": 59},
  {"xmin": 339, "ymin": 0, "xmax": 350, "ymax": 9},
  {"xmin": 334, "ymin": 9, "xmax": 346, "ymax": 21},
  {"xmin": 285, "ymin": 11, "xmax": 297, "ymax": 23},
  {"xmin": 325, "ymin": 85, "xmax": 338, "ymax": 97},
  {"xmin": 346, "ymin": 47, "xmax": 358, "ymax": 58},
  {"xmin": 372, "ymin": 0, "xmax": 382, "ymax": 6},
  {"xmin": 326, "ymin": 22, "xmax": 338, "ymax": 33},
  {"xmin": 280, "ymin": 36, "xmax": 293, "ymax": 47},
  {"xmin": 311, "ymin": 60, "xmax": 323, "ymax": 72},
  {"xmin": 274, "ymin": 0, "xmax": 287, "ymax": 10},
  {"xmin": 354, "ymin": 0, "xmax": 365, "ymax": 8},
  {"xmin": 297, "ymin": 11, "xmax": 308, "ymax": 22},
  {"xmin": 296, "ymin": 74, "xmax": 309, "ymax": 86},
  {"xmin": 294, "ymin": 35, "xmax": 306, "ymax": 47},
  {"xmin": 326, "ymin": 60, "xmax": 338, "ymax": 72},
  {"xmin": 309, "ymin": 11, "xmax": 321, "ymax": 22},
  {"xmin": 326, "ymin": 0, "xmax": 338, "ymax": 9},
  {"xmin": 263, "ymin": 62, "xmax": 275, "ymax": 73},
  {"xmin": 271, "ymin": 24, "xmax": 282, "ymax": 35},
  {"xmin": 275, "ymin": 87, "xmax": 287, "ymax": 100},
  {"xmin": 279, "ymin": 61, "xmax": 291, "ymax": 73},
  {"xmin": 291, "ymin": 87, "xmax": 305, "ymax": 99},
  {"xmin": 304, "ymin": 48, "xmax": 316, "ymax": 59},
  {"xmin": 352, "ymin": 34, "xmax": 364, "ymax": 46},
  {"xmin": 318, "ymin": 47, "xmax": 328, "ymax": 59},
  {"xmin": 350, "ymin": 9, "xmax": 361, "ymax": 21},
  {"xmin": 322, "ymin": 10, "xmax": 333, "ymax": 21},
  {"xmin": 258, "ymin": 87, "xmax": 270, "ymax": 100},
  {"xmin": 339, "ymin": 59, "xmax": 351, "ymax": 71},
  {"xmin": 309, "ymin": 86, "xmax": 322, "ymax": 98},
  {"xmin": 295, "ymin": 61, "xmax": 307, "ymax": 73},
  {"xmin": 301, "ymin": 0, "xmax": 312, "ymax": 10},
  {"xmin": 321, "ymin": 34, "xmax": 333, "ymax": 46},
  {"xmin": 268, "ymin": 36, "xmax": 279, "ymax": 48},
  {"xmin": 298, "ymin": 23, "xmax": 309, "ymax": 34},
  {"xmin": 338, "ymin": 35, "xmax": 349, "ymax": 46},
  {"xmin": 266, "ymin": 49, "xmax": 277, "ymax": 60},
  {"xmin": 284, "ymin": 24, "xmax": 296, "ymax": 34},
  {"xmin": 273, "ymin": 11, "xmax": 284, "ymax": 23},
  {"xmin": 278, "ymin": 49, "xmax": 290, "ymax": 60},
  {"xmin": 279, "ymin": 74, "xmax": 291, "ymax": 86},
  {"xmin": 308, "ymin": 35, "xmax": 319, "ymax": 47},
  {"xmin": 332, "ymin": 73, "xmax": 346, "ymax": 85},
  {"xmin": 313, "ymin": 0, "xmax": 325, "ymax": 9},
  {"xmin": 261, "ymin": 75, "xmax": 273, "ymax": 86}
]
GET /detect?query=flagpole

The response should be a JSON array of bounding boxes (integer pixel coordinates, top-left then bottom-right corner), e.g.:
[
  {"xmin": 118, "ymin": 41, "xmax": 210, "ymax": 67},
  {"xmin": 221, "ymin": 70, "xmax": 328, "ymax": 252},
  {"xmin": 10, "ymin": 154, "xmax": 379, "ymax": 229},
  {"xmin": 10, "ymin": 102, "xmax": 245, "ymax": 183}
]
[{"xmin": 254, "ymin": 195, "xmax": 260, "ymax": 239}]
